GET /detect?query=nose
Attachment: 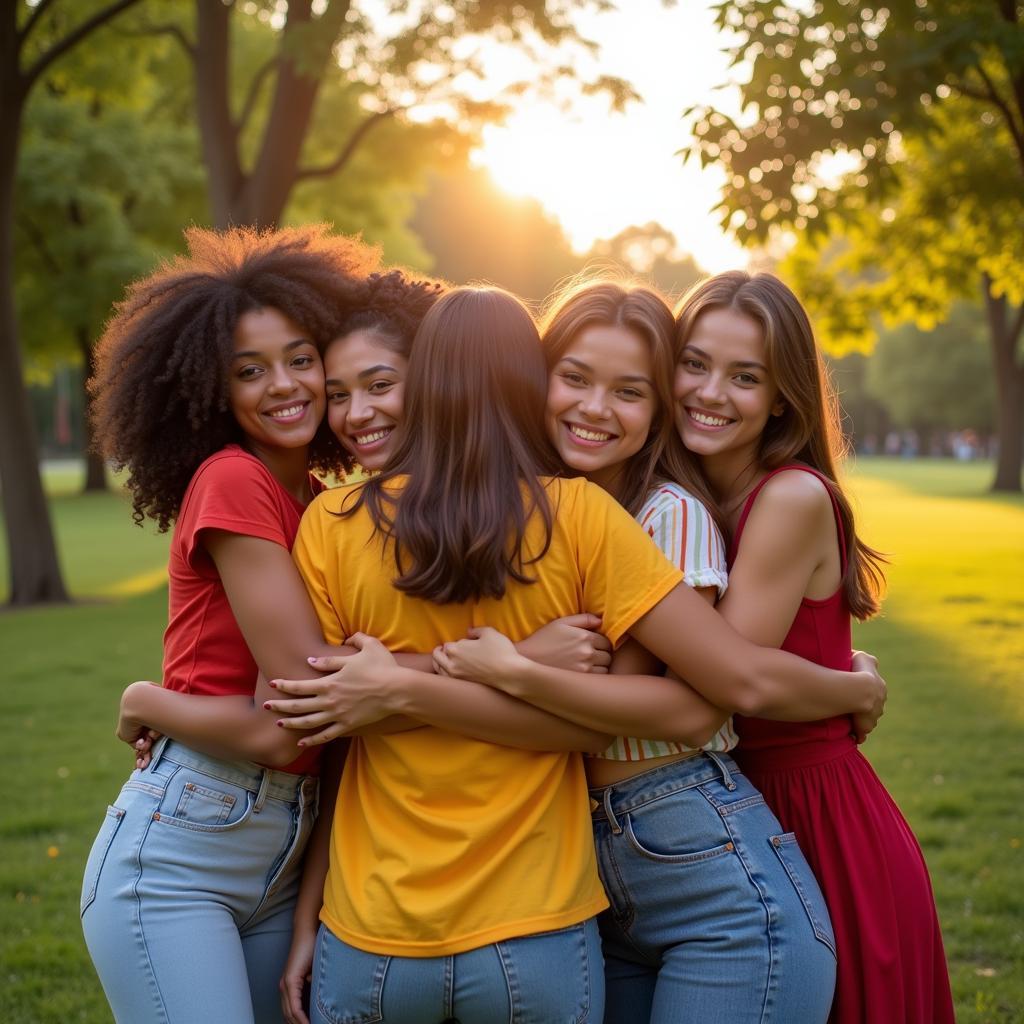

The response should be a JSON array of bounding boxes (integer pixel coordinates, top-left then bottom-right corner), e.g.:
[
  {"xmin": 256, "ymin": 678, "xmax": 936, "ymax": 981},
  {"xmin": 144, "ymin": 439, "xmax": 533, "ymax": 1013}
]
[
  {"xmin": 267, "ymin": 361, "xmax": 299, "ymax": 395},
  {"xmin": 578, "ymin": 387, "xmax": 611, "ymax": 420},
  {"xmin": 348, "ymin": 391, "xmax": 374, "ymax": 425},
  {"xmin": 695, "ymin": 370, "xmax": 726, "ymax": 406}
]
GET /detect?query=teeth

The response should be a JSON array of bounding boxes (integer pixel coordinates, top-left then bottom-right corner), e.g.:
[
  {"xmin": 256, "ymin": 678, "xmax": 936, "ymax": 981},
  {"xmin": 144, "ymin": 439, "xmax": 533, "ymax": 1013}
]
[
  {"xmin": 354, "ymin": 428, "xmax": 392, "ymax": 445},
  {"xmin": 689, "ymin": 410, "xmax": 731, "ymax": 427},
  {"xmin": 269, "ymin": 404, "xmax": 305, "ymax": 419},
  {"xmin": 569, "ymin": 425, "xmax": 614, "ymax": 442}
]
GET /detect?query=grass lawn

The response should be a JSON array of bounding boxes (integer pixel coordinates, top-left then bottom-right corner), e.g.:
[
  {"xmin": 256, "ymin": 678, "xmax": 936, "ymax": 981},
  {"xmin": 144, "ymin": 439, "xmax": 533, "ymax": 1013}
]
[{"xmin": 0, "ymin": 457, "xmax": 1021, "ymax": 1022}]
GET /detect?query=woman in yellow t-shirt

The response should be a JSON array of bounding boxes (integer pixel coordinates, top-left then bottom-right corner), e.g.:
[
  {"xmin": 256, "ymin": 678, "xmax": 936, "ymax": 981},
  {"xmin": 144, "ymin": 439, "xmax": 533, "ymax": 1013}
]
[{"xmin": 268, "ymin": 286, "xmax": 885, "ymax": 1024}]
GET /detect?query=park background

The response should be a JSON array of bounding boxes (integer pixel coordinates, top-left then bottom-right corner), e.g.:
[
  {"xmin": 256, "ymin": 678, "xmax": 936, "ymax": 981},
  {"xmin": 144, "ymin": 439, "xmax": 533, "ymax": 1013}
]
[{"xmin": 0, "ymin": 1, "xmax": 1022, "ymax": 1021}]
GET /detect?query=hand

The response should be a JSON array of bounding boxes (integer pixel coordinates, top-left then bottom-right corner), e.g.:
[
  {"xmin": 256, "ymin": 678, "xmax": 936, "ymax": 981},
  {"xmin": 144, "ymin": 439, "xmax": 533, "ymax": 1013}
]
[
  {"xmin": 433, "ymin": 627, "xmax": 528, "ymax": 689},
  {"xmin": 515, "ymin": 613, "xmax": 612, "ymax": 673},
  {"xmin": 850, "ymin": 650, "xmax": 886, "ymax": 743},
  {"xmin": 280, "ymin": 924, "xmax": 317, "ymax": 1024},
  {"xmin": 263, "ymin": 634, "xmax": 400, "ymax": 746},
  {"xmin": 117, "ymin": 681, "xmax": 162, "ymax": 769}
]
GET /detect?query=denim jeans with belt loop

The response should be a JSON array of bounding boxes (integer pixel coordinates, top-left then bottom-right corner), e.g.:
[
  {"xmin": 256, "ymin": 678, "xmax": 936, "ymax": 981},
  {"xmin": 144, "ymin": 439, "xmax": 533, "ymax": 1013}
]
[
  {"xmin": 590, "ymin": 751, "xmax": 836, "ymax": 1023},
  {"xmin": 81, "ymin": 738, "xmax": 319, "ymax": 1024}
]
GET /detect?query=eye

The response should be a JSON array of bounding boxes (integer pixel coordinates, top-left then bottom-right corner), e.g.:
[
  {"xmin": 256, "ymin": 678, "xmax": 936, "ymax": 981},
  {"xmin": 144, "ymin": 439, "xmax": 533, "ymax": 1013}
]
[
  {"xmin": 618, "ymin": 387, "xmax": 645, "ymax": 401},
  {"xmin": 327, "ymin": 389, "xmax": 350, "ymax": 403},
  {"xmin": 561, "ymin": 371, "xmax": 587, "ymax": 386},
  {"xmin": 291, "ymin": 354, "xmax": 316, "ymax": 369},
  {"xmin": 369, "ymin": 379, "xmax": 396, "ymax": 393},
  {"xmin": 681, "ymin": 357, "xmax": 704, "ymax": 371},
  {"xmin": 237, "ymin": 365, "xmax": 262, "ymax": 381},
  {"xmin": 734, "ymin": 372, "xmax": 759, "ymax": 385}
]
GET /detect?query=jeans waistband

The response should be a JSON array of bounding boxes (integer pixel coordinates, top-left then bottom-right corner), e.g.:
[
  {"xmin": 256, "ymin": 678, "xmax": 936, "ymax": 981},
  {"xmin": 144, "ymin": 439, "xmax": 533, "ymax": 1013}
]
[
  {"xmin": 588, "ymin": 751, "xmax": 741, "ymax": 829},
  {"xmin": 151, "ymin": 738, "xmax": 317, "ymax": 807}
]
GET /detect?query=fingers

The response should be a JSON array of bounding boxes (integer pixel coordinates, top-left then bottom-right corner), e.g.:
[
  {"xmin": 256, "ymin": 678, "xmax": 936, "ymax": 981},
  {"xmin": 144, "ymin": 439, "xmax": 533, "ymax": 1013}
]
[
  {"xmin": 267, "ymin": 678, "xmax": 324, "ymax": 697},
  {"xmin": 433, "ymin": 646, "xmax": 455, "ymax": 676},
  {"xmin": 591, "ymin": 633, "xmax": 613, "ymax": 653},
  {"xmin": 265, "ymin": 706, "xmax": 333, "ymax": 730},
  {"xmin": 343, "ymin": 632, "xmax": 386, "ymax": 652},
  {"xmin": 305, "ymin": 655, "xmax": 350, "ymax": 671},
  {"xmin": 280, "ymin": 974, "xmax": 309, "ymax": 1024},
  {"xmin": 298, "ymin": 724, "xmax": 343, "ymax": 747},
  {"xmin": 592, "ymin": 649, "xmax": 613, "ymax": 668}
]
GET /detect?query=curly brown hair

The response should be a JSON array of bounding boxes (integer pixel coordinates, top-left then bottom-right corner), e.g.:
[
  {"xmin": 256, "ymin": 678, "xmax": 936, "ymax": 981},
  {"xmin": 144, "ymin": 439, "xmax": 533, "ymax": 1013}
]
[
  {"xmin": 90, "ymin": 224, "xmax": 379, "ymax": 530},
  {"xmin": 311, "ymin": 267, "xmax": 448, "ymax": 475}
]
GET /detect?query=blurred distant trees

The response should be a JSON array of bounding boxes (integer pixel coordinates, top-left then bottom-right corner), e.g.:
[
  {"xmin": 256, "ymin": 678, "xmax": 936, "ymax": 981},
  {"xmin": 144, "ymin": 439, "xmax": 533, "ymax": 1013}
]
[
  {"xmin": 685, "ymin": 1, "xmax": 1024, "ymax": 491},
  {"xmin": 588, "ymin": 223, "xmax": 703, "ymax": 302},
  {"xmin": 2, "ymin": 0, "xmax": 144, "ymax": 605}
]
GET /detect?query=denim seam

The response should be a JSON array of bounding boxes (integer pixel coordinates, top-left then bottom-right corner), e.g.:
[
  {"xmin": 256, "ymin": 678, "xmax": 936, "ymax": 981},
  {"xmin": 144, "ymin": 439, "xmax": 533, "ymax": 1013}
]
[
  {"xmin": 622, "ymin": 813, "xmax": 737, "ymax": 865},
  {"xmin": 599, "ymin": 829, "xmax": 636, "ymax": 932},
  {"xmin": 712, "ymin": 792, "xmax": 775, "ymax": 1023},
  {"xmin": 495, "ymin": 939, "xmax": 519, "ymax": 1024},
  {"xmin": 574, "ymin": 923, "xmax": 592, "ymax": 1024}
]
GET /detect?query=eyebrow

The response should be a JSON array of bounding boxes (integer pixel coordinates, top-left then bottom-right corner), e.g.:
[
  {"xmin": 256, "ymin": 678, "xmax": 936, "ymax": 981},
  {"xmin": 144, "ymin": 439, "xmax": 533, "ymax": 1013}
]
[
  {"xmin": 233, "ymin": 338, "xmax": 314, "ymax": 360},
  {"xmin": 683, "ymin": 344, "xmax": 767, "ymax": 373},
  {"xmin": 558, "ymin": 356, "xmax": 654, "ymax": 386},
  {"xmin": 325, "ymin": 364, "xmax": 399, "ymax": 385}
]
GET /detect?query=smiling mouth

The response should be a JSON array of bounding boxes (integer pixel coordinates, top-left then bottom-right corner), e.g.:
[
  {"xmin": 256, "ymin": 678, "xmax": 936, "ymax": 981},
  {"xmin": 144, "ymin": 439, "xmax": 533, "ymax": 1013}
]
[
  {"xmin": 686, "ymin": 408, "xmax": 733, "ymax": 428},
  {"xmin": 265, "ymin": 402, "xmax": 309, "ymax": 422},
  {"xmin": 351, "ymin": 427, "xmax": 393, "ymax": 448},
  {"xmin": 565, "ymin": 422, "xmax": 617, "ymax": 446}
]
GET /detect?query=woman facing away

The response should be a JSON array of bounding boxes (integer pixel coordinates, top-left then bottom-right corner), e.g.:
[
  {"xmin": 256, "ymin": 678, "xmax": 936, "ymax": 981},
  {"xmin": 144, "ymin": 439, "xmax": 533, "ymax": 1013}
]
[
  {"xmin": 81, "ymin": 224, "xmax": 378, "ymax": 1024},
  {"xmin": 673, "ymin": 271, "xmax": 955, "ymax": 1023},
  {"xmin": 261, "ymin": 285, "xmax": 887, "ymax": 1024}
]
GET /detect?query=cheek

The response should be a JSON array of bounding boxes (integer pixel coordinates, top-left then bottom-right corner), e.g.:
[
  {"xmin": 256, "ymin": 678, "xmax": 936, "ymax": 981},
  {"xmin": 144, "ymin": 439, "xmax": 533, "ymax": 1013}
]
[{"xmin": 326, "ymin": 405, "xmax": 351, "ymax": 448}]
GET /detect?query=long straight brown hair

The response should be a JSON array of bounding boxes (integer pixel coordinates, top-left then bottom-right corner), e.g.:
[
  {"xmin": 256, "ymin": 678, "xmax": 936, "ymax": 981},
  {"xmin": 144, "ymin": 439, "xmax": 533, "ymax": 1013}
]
[
  {"xmin": 541, "ymin": 279, "xmax": 722, "ymax": 526},
  {"xmin": 346, "ymin": 286, "xmax": 561, "ymax": 604},
  {"xmin": 675, "ymin": 271, "xmax": 886, "ymax": 619}
]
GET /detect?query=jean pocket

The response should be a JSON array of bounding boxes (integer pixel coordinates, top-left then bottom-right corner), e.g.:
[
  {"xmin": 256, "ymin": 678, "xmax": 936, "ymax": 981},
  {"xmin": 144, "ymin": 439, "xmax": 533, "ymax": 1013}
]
[
  {"xmin": 152, "ymin": 768, "xmax": 254, "ymax": 833},
  {"xmin": 621, "ymin": 792, "xmax": 738, "ymax": 864},
  {"xmin": 80, "ymin": 805, "xmax": 125, "ymax": 917},
  {"xmin": 768, "ymin": 832, "xmax": 836, "ymax": 957},
  {"xmin": 314, "ymin": 926, "xmax": 388, "ymax": 1024}
]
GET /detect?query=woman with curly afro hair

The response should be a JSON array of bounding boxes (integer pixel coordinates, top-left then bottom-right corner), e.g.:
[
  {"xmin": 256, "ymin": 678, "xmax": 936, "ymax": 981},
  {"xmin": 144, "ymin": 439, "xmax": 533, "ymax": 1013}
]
[{"xmin": 80, "ymin": 223, "xmax": 387, "ymax": 1024}]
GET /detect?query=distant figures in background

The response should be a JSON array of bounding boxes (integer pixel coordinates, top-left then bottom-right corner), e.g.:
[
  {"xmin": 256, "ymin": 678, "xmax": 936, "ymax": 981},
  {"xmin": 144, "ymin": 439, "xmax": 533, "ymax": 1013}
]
[{"xmin": 858, "ymin": 428, "xmax": 995, "ymax": 460}]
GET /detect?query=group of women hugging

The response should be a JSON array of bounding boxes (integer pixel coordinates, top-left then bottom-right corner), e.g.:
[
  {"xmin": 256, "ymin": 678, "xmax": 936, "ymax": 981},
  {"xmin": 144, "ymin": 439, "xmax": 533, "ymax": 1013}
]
[{"xmin": 80, "ymin": 224, "xmax": 955, "ymax": 1024}]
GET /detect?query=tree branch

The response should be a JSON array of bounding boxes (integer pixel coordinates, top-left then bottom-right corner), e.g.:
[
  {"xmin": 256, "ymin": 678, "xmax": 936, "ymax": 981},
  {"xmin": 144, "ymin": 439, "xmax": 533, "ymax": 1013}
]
[
  {"xmin": 116, "ymin": 22, "xmax": 196, "ymax": 60},
  {"xmin": 235, "ymin": 57, "xmax": 277, "ymax": 136},
  {"xmin": 952, "ymin": 66, "xmax": 1024, "ymax": 173},
  {"xmin": 295, "ymin": 109, "xmax": 396, "ymax": 182},
  {"xmin": 24, "ymin": 0, "xmax": 144, "ymax": 89},
  {"xmin": 17, "ymin": 0, "xmax": 58, "ymax": 50}
]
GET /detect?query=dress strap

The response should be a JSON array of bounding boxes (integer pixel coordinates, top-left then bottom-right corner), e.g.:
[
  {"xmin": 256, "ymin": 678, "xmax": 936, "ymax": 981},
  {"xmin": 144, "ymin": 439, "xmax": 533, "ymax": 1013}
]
[{"xmin": 730, "ymin": 464, "xmax": 847, "ymax": 573}]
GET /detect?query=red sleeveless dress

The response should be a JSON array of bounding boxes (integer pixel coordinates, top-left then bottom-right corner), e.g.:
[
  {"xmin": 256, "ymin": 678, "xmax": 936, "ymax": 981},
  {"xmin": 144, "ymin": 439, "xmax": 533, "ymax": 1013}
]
[{"xmin": 730, "ymin": 465, "xmax": 955, "ymax": 1024}]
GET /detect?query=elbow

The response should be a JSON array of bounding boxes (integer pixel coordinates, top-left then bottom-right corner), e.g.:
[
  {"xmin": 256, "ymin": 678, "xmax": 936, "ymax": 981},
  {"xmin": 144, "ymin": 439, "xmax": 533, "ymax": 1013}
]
[
  {"xmin": 248, "ymin": 729, "xmax": 305, "ymax": 769},
  {"xmin": 579, "ymin": 731, "xmax": 614, "ymax": 754},
  {"xmin": 724, "ymin": 667, "xmax": 774, "ymax": 718}
]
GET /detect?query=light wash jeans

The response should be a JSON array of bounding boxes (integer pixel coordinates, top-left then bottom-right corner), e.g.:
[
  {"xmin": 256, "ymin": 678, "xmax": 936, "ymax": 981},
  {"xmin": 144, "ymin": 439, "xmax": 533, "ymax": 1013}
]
[
  {"xmin": 590, "ymin": 752, "xmax": 836, "ymax": 1024},
  {"xmin": 310, "ymin": 918, "xmax": 604, "ymax": 1024},
  {"xmin": 81, "ymin": 738, "xmax": 318, "ymax": 1024}
]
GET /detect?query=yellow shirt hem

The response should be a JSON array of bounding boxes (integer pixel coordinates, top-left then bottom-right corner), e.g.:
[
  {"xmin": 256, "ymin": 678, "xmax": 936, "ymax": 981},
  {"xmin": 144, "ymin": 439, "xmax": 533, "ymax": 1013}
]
[{"xmin": 319, "ymin": 893, "xmax": 610, "ymax": 958}]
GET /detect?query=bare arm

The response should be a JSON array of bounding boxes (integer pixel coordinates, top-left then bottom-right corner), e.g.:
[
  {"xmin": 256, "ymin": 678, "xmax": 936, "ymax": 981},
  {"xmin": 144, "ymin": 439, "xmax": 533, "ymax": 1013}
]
[
  {"xmin": 265, "ymin": 634, "xmax": 612, "ymax": 753},
  {"xmin": 280, "ymin": 741, "xmax": 346, "ymax": 1024}
]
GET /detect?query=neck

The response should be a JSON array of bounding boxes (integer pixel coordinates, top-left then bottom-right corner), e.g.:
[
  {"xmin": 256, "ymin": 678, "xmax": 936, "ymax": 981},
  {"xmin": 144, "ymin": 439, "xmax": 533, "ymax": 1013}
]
[
  {"xmin": 244, "ymin": 442, "xmax": 312, "ymax": 505},
  {"xmin": 587, "ymin": 462, "xmax": 627, "ymax": 503},
  {"xmin": 700, "ymin": 446, "xmax": 766, "ymax": 523}
]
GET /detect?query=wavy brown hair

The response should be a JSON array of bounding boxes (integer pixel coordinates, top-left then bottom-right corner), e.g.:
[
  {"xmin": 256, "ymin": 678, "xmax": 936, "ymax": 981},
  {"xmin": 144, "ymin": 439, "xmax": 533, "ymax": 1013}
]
[
  {"xmin": 541, "ymin": 279, "xmax": 722, "ymax": 526},
  {"xmin": 90, "ymin": 224, "xmax": 379, "ymax": 529},
  {"xmin": 345, "ymin": 286, "xmax": 561, "ymax": 604},
  {"xmin": 312, "ymin": 268, "xmax": 448, "ymax": 476},
  {"xmin": 675, "ymin": 271, "xmax": 886, "ymax": 619}
]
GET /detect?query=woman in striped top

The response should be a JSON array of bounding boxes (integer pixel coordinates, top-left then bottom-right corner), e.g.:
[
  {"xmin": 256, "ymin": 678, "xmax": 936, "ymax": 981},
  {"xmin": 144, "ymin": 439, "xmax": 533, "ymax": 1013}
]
[{"xmin": 437, "ymin": 280, "xmax": 875, "ymax": 1021}]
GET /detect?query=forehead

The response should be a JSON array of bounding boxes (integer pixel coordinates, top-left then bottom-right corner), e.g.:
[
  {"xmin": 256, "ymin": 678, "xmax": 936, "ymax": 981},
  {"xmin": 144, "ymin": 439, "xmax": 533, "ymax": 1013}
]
[
  {"xmin": 687, "ymin": 308, "xmax": 765, "ymax": 363},
  {"xmin": 324, "ymin": 328, "xmax": 406, "ymax": 377},
  {"xmin": 233, "ymin": 307, "xmax": 311, "ymax": 352},
  {"xmin": 556, "ymin": 323, "xmax": 652, "ymax": 377}
]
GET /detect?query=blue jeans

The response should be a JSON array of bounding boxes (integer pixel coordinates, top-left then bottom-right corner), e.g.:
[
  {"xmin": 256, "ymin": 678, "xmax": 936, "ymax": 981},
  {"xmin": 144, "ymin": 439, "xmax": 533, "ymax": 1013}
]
[
  {"xmin": 81, "ymin": 739, "xmax": 318, "ymax": 1024},
  {"xmin": 310, "ymin": 918, "xmax": 604, "ymax": 1024},
  {"xmin": 590, "ymin": 752, "xmax": 835, "ymax": 1023}
]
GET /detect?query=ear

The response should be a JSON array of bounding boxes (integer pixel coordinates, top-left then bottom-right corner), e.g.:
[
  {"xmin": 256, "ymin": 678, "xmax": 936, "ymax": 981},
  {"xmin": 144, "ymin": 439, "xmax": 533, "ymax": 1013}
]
[{"xmin": 771, "ymin": 399, "xmax": 786, "ymax": 417}]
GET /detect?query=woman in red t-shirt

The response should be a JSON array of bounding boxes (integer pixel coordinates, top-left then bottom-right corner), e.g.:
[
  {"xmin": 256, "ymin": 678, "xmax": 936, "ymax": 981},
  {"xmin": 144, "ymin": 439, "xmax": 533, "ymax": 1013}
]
[
  {"xmin": 80, "ymin": 224, "xmax": 381, "ymax": 1024},
  {"xmin": 672, "ymin": 271, "xmax": 954, "ymax": 1024}
]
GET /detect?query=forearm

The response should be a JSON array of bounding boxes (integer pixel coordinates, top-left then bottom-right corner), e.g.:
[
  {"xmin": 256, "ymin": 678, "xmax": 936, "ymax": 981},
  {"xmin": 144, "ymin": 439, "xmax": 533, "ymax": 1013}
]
[
  {"xmin": 122, "ymin": 683, "xmax": 303, "ymax": 768},
  {"xmin": 495, "ymin": 660, "xmax": 726, "ymax": 746},
  {"xmin": 389, "ymin": 668, "xmax": 611, "ymax": 752}
]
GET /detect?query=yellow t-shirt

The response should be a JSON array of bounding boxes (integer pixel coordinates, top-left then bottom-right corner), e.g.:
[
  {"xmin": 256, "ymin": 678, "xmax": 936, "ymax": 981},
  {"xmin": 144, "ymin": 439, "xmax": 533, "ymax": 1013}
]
[{"xmin": 293, "ymin": 475, "xmax": 683, "ymax": 956}]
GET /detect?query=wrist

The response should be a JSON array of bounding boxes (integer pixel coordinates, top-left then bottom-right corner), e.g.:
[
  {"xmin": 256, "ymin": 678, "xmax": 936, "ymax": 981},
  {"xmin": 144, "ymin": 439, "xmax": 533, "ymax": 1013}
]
[
  {"xmin": 387, "ymin": 667, "xmax": 422, "ymax": 715},
  {"xmin": 501, "ymin": 653, "xmax": 538, "ymax": 698}
]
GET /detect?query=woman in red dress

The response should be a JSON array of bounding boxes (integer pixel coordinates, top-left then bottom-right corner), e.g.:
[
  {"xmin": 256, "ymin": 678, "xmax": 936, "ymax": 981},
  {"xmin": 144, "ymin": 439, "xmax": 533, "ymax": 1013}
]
[{"xmin": 673, "ymin": 271, "xmax": 955, "ymax": 1023}]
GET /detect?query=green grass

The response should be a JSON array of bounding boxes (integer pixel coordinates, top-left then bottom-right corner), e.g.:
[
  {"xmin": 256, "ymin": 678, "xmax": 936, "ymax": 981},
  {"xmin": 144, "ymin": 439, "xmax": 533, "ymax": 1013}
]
[{"xmin": 0, "ymin": 458, "xmax": 1022, "ymax": 1022}]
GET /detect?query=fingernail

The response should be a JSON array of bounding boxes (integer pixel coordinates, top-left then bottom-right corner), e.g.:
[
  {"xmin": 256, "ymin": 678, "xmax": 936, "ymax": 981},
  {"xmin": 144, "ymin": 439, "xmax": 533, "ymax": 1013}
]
[
  {"xmin": 276, "ymin": 720, "xmax": 284, "ymax": 727},
  {"xmin": 262, "ymin": 702, "xmax": 271, "ymax": 710},
  {"xmin": 307, "ymin": 656, "xmax": 318, "ymax": 664},
  {"xmin": 268, "ymin": 680, "xmax": 278, "ymax": 688}
]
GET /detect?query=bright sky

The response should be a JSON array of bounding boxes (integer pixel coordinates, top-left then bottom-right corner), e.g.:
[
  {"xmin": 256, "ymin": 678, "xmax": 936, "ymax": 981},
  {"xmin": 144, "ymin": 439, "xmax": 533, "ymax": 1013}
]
[{"xmin": 469, "ymin": 1, "xmax": 749, "ymax": 273}]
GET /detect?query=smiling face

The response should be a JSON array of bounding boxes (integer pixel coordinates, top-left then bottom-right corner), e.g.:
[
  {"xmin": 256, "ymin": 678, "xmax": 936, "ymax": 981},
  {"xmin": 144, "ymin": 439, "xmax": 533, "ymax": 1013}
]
[
  {"xmin": 324, "ymin": 328, "xmax": 407, "ymax": 471},
  {"xmin": 673, "ymin": 306, "xmax": 784, "ymax": 471},
  {"xmin": 228, "ymin": 307, "xmax": 325, "ymax": 455},
  {"xmin": 545, "ymin": 323, "xmax": 657, "ymax": 494}
]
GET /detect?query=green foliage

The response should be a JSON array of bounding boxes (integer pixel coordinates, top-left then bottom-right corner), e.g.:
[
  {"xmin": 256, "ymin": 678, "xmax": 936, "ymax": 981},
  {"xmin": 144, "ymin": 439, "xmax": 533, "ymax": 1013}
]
[{"xmin": 866, "ymin": 305, "xmax": 995, "ymax": 433}]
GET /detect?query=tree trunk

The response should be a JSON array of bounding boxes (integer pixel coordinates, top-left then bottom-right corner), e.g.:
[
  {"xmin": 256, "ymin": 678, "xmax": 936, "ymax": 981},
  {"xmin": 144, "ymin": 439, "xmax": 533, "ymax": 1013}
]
[
  {"xmin": 78, "ymin": 326, "xmax": 106, "ymax": 492},
  {"xmin": 982, "ymin": 274, "xmax": 1024, "ymax": 492},
  {"xmin": 0, "ymin": 98, "xmax": 69, "ymax": 604}
]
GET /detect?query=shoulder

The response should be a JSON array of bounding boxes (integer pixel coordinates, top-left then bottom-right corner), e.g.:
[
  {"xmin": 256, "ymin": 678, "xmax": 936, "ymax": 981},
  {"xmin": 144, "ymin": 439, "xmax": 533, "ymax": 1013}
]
[
  {"xmin": 188, "ymin": 445, "xmax": 274, "ymax": 495},
  {"xmin": 751, "ymin": 467, "xmax": 833, "ymax": 524},
  {"xmin": 639, "ymin": 480, "xmax": 715, "ymax": 526}
]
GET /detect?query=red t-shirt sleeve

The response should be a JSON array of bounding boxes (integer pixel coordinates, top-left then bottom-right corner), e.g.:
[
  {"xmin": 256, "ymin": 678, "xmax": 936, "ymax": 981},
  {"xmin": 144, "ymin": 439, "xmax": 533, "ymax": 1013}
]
[{"xmin": 178, "ymin": 453, "xmax": 293, "ymax": 574}]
